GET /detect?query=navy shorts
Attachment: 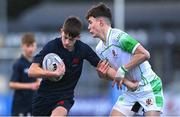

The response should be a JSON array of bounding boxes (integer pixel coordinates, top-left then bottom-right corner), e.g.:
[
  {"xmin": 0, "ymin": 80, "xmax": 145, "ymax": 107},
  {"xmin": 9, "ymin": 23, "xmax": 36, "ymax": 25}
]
[
  {"xmin": 32, "ymin": 95, "xmax": 74, "ymax": 116},
  {"xmin": 11, "ymin": 106, "xmax": 32, "ymax": 116}
]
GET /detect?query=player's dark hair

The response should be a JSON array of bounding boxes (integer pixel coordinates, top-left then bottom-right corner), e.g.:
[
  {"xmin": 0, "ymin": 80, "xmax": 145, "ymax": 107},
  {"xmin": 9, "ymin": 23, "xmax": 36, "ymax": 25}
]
[
  {"xmin": 85, "ymin": 2, "xmax": 112, "ymax": 22},
  {"xmin": 21, "ymin": 33, "xmax": 36, "ymax": 45},
  {"xmin": 62, "ymin": 16, "xmax": 82, "ymax": 38}
]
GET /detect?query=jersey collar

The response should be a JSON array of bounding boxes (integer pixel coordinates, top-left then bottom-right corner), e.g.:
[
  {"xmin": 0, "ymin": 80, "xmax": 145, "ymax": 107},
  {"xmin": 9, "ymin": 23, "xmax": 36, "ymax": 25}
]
[{"xmin": 105, "ymin": 27, "xmax": 112, "ymax": 46}]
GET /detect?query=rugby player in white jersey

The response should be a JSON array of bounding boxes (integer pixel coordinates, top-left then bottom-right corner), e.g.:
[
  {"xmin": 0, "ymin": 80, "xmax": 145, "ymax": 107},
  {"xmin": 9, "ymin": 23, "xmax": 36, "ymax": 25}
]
[{"xmin": 86, "ymin": 3, "xmax": 164, "ymax": 116}]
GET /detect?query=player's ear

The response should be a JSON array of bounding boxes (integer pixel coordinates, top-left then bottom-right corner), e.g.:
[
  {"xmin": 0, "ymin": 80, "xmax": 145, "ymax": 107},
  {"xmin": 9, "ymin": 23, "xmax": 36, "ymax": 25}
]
[
  {"xmin": 60, "ymin": 28, "xmax": 64, "ymax": 37},
  {"xmin": 21, "ymin": 43, "xmax": 24, "ymax": 49},
  {"xmin": 60, "ymin": 28, "xmax": 63, "ymax": 33},
  {"xmin": 76, "ymin": 35, "xmax": 80, "ymax": 40},
  {"xmin": 99, "ymin": 18, "xmax": 104, "ymax": 27}
]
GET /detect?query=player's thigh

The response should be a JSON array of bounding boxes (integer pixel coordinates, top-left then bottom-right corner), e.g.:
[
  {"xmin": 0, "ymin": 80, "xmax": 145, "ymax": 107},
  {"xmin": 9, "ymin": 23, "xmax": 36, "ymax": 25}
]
[
  {"xmin": 138, "ymin": 77, "xmax": 164, "ymax": 114},
  {"xmin": 111, "ymin": 94, "xmax": 136, "ymax": 116},
  {"xmin": 110, "ymin": 107, "xmax": 135, "ymax": 116},
  {"xmin": 51, "ymin": 106, "xmax": 67, "ymax": 117},
  {"xmin": 144, "ymin": 111, "xmax": 161, "ymax": 116},
  {"xmin": 110, "ymin": 108, "xmax": 125, "ymax": 116},
  {"xmin": 51, "ymin": 98, "xmax": 74, "ymax": 116}
]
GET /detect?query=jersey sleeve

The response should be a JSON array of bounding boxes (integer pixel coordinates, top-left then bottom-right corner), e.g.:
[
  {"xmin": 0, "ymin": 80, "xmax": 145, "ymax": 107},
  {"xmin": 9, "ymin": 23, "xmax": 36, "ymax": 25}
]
[
  {"xmin": 117, "ymin": 32, "xmax": 140, "ymax": 54},
  {"xmin": 10, "ymin": 62, "xmax": 21, "ymax": 82},
  {"xmin": 95, "ymin": 49, "xmax": 103, "ymax": 60},
  {"xmin": 83, "ymin": 44, "xmax": 100, "ymax": 67}
]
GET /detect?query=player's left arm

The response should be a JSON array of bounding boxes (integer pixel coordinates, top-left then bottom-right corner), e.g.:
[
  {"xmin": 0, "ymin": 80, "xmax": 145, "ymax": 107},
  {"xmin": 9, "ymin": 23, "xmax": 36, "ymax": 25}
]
[
  {"xmin": 96, "ymin": 59, "xmax": 111, "ymax": 80},
  {"xmin": 116, "ymin": 32, "xmax": 150, "ymax": 78},
  {"xmin": 82, "ymin": 43, "xmax": 111, "ymax": 79},
  {"xmin": 83, "ymin": 44, "xmax": 101, "ymax": 67},
  {"xmin": 124, "ymin": 44, "xmax": 150, "ymax": 71}
]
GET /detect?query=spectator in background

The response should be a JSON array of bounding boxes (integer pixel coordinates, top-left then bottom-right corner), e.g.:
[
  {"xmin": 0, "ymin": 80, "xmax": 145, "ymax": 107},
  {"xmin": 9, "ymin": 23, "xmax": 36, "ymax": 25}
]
[{"xmin": 9, "ymin": 33, "xmax": 40, "ymax": 116}]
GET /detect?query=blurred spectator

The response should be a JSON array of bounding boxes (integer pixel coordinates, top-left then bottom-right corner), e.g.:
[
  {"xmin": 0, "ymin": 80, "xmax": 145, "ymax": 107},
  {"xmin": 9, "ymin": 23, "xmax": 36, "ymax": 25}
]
[{"xmin": 9, "ymin": 33, "xmax": 40, "ymax": 116}]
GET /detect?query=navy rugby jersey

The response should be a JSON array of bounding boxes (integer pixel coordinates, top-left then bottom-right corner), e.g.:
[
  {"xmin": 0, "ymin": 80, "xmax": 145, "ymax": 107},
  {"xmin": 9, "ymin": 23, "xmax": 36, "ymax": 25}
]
[
  {"xmin": 10, "ymin": 55, "xmax": 37, "ymax": 115},
  {"xmin": 33, "ymin": 38, "xmax": 100, "ymax": 100}
]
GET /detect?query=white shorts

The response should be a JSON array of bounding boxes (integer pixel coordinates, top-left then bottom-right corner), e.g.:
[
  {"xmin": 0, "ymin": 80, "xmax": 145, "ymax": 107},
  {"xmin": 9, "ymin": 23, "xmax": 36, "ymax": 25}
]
[{"xmin": 112, "ymin": 76, "xmax": 164, "ymax": 116}]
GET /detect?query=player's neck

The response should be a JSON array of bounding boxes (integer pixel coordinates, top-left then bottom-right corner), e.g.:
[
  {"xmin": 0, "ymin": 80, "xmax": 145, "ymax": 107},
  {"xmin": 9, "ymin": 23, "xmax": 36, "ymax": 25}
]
[
  {"xmin": 100, "ymin": 26, "xmax": 111, "ymax": 44},
  {"xmin": 22, "ymin": 53, "xmax": 32, "ymax": 62},
  {"xmin": 67, "ymin": 46, "xmax": 74, "ymax": 52}
]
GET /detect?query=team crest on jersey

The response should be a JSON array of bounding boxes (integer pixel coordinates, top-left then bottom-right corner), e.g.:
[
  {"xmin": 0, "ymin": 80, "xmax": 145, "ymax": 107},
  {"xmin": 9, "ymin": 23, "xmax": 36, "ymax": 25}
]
[
  {"xmin": 72, "ymin": 57, "xmax": 80, "ymax": 67},
  {"xmin": 146, "ymin": 98, "xmax": 153, "ymax": 106},
  {"xmin": 112, "ymin": 50, "xmax": 118, "ymax": 57}
]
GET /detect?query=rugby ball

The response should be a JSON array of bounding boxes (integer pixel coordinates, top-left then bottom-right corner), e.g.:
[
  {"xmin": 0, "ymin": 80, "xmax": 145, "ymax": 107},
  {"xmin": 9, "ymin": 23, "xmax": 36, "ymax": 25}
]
[{"xmin": 42, "ymin": 53, "xmax": 64, "ymax": 81}]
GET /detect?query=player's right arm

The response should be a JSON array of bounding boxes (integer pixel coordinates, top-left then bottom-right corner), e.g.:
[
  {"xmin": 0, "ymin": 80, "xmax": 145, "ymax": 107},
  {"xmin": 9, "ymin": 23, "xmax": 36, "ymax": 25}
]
[
  {"xmin": 28, "ymin": 39, "xmax": 65, "ymax": 79},
  {"xmin": 96, "ymin": 60, "xmax": 139, "ymax": 90},
  {"xmin": 28, "ymin": 63, "xmax": 65, "ymax": 78},
  {"xmin": 107, "ymin": 67, "xmax": 138, "ymax": 91}
]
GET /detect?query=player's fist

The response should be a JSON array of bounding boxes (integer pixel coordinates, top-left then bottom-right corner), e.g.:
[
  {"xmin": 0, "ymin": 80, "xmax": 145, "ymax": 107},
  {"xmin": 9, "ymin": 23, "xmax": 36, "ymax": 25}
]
[
  {"xmin": 53, "ymin": 63, "xmax": 65, "ymax": 77},
  {"xmin": 112, "ymin": 77, "xmax": 123, "ymax": 90},
  {"xmin": 96, "ymin": 59, "xmax": 109, "ymax": 79}
]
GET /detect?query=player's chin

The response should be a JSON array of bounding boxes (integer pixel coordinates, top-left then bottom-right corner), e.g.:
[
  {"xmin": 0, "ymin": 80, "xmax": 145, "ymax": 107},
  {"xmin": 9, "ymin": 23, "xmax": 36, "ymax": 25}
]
[
  {"xmin": 64, "ymin": 46, "xmax": 73, "ymax": 51},
  {"xmin": 90, "ymin": 32, "xmax": 95, "ymax": 37},
  {"xmin": 27, "ymin": 53, "xmax": 33, "ymax": 57},
  {"xmin": 91, "ymin": 33, "xmax": 97, "ymax": 38},
  {"xmin": 63, "ymin": 45, "xmax": 70, "ymax": 49},
  {"xmin": 93, "ymin": 35, "xmax": 99, "ymax": 39}
]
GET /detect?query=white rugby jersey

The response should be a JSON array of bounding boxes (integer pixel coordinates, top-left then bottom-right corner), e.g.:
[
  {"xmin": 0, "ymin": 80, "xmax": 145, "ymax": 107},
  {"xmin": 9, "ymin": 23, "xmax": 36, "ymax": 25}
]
[{"xmin": 96, "ymin": 28, "xmax": 156, "ymax": 85}]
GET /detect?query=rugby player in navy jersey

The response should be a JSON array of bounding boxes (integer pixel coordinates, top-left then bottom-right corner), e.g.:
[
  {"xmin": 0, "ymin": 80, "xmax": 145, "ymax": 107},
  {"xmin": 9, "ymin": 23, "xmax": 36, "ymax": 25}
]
[
  {"xmin": 28, "ymin": 16, "xmax": 138, "ymax": 116},
  {"xmin": 9, "ymin": 33, "xmax": 40, "ymax": 116}
]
